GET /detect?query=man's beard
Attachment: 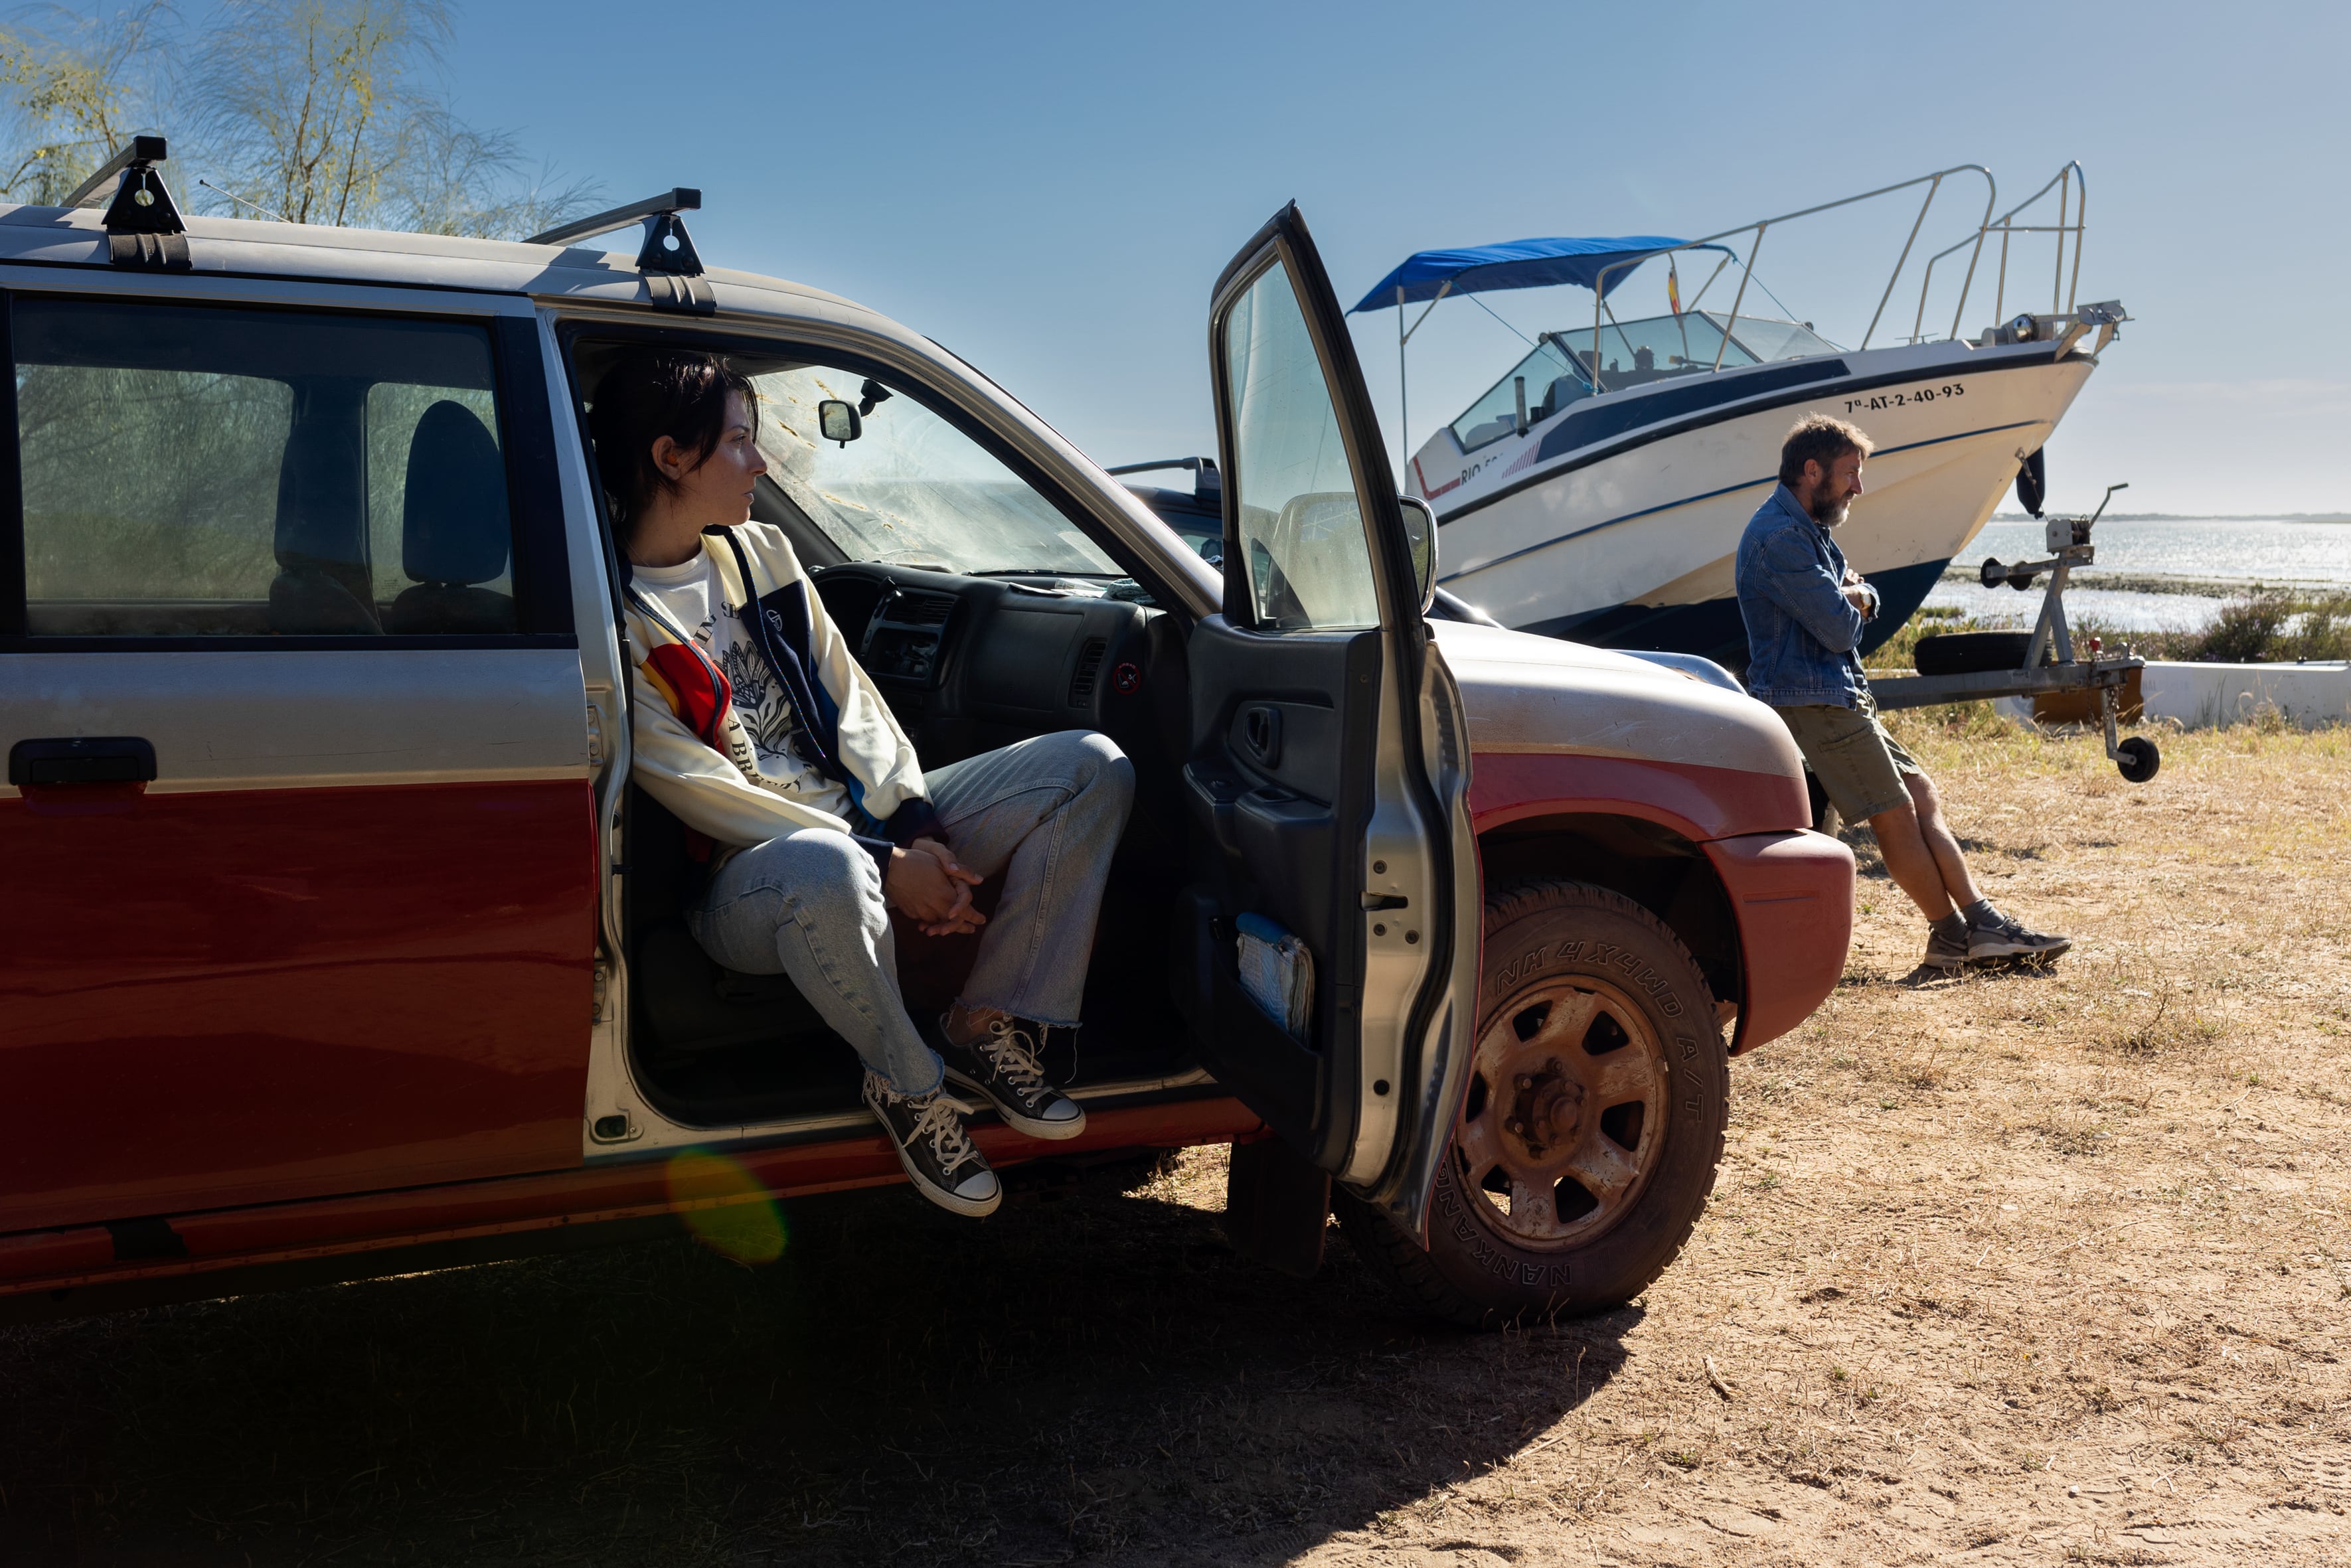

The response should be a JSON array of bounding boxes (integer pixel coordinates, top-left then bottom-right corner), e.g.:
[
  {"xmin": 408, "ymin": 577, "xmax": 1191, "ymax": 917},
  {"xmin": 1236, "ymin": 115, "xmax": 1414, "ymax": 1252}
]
[{"xmin": 1809, "ymin": 492, "xmax": 1851, "ymax": 528}]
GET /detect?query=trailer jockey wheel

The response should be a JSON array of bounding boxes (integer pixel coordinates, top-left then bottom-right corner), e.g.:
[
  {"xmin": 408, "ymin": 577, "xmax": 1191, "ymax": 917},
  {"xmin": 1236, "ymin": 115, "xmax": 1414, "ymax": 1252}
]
[{"xmin": 2115, "ymin": 736, "xmax": 2160, "ymax": 784}]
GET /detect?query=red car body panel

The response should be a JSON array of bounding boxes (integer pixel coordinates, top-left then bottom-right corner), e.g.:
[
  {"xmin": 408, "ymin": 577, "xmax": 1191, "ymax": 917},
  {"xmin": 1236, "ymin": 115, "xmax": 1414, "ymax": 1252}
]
[
  {"xmin": 1465, "ymin": 749, "xmax": 1853, "ymax": 1056},
  {"xmin": 1702, "ymin": 830, "xmax": 1855, "ymax": 1053},
  {"xmin": 0, "ymin": 779, "xmax": 598, "ymax": 1235},
  {"xmin": 0, "ymin": 1098, "xmax": 1263, "ymax": 1300},
  {"xmin": 1467, "ymin": 750, "xmax": 1807, "ymax": 843}
]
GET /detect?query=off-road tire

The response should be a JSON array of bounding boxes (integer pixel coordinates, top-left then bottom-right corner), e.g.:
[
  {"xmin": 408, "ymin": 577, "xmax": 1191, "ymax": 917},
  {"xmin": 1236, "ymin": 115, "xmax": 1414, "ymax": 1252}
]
[{"xmin": 1337, "ymin": 880, "xmax": 1730, "ymax": 1328}]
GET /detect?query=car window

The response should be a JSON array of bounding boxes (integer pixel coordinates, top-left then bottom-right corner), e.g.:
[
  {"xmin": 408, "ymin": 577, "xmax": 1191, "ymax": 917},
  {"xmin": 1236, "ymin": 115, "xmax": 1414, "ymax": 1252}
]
[
  {"xmin": 750, "ymin": 365, "xmax": 1119, "ymax": 578},
  {"xmin": 365, "ymin": 381, "xmax": 503, "ymax": 608},
  {"xmin": 1219, "ymin": 263, "xmax": 1381, "ymax": 631},
  {"xmin": 13, "ymin": 295, "xmax": 517, "ymax": 638}
]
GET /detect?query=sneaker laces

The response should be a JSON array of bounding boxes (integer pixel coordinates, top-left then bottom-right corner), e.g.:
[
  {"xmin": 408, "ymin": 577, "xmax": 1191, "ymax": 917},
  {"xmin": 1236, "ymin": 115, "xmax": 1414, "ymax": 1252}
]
[
  {"xmin": 980, "ymin": 1018, "xmax": 1050, "ymax": 1098},
  {"xmin": 906, "ymin": 1091, "xmax": 983, "ymax": 1176}
]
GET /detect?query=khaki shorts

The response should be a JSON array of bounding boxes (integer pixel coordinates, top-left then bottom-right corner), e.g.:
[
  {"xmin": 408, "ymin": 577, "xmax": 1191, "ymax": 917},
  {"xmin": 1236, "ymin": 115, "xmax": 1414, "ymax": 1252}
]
[{"xmin": 1773, "ymin": 697, "xmax": 1924, "ymax": 823}]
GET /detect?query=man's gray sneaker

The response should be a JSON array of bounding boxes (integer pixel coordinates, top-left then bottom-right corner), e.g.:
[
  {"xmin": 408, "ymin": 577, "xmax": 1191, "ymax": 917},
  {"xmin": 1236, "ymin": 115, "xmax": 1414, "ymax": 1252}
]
[
  {"xmin": 1921, "ymin": 923, "xmax": 1969, "ymax": 973},
  {"xmin": 862, "ymin": 1071, "xmax": 1001, "ymax": 1217},
  {"xmin": 937, "ymin": 1016, "xmax": 1086, "ymax": 1141},
  {"xmin": 1967, "ymin": 910, "xmax": 2071, "ymax": 964}
]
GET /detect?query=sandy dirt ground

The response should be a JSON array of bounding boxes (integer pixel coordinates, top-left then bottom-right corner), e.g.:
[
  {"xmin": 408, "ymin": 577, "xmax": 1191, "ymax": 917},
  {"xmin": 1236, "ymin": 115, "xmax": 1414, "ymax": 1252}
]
[{"xmin": 4, "ymin": 720, "xmax": 2348, "ymax": 1566}]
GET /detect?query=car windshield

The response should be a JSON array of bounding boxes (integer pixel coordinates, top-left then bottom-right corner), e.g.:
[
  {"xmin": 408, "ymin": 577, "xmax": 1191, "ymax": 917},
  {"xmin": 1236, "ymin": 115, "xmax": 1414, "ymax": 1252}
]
[{"xmin": 750, "ymin": 367, "xmax": 1121, "ymax": 577}]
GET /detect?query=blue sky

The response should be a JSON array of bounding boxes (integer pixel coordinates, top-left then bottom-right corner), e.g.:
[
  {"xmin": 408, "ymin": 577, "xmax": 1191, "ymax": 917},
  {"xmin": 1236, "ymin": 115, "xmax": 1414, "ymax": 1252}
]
[{"xmin": 432, "ymin": 0, "xmax": 2344, "ymax": 514}]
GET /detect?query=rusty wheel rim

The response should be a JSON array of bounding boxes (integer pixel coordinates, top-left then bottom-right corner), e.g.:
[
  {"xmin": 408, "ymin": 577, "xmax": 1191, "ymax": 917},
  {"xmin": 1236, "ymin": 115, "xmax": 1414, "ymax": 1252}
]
[{"xmin": 1451, "ymin": 975, "xmax": 1670, "ymax": 1249}]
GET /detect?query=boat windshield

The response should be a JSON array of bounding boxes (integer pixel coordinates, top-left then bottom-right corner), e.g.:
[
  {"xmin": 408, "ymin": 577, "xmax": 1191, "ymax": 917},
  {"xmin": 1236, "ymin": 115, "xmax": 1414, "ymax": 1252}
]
[
  {"xmin": 1449, "ymin": 339, "xmax": 1586, "ymax": 452},
  {"xmin": 1718, "ymin": 315, "xmax": 1841, "ymax": 363},
  {"xmin": 1448, "ymin": 311, "xmax": 1842, "ymax": 451}
]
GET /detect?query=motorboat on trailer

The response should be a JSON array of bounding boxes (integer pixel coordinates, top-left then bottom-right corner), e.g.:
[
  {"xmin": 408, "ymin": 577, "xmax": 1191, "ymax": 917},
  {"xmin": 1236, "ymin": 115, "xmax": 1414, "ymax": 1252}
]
[{"xmin": 1358, "ymin": 163, "xmax": 2127, "ymax": 665}]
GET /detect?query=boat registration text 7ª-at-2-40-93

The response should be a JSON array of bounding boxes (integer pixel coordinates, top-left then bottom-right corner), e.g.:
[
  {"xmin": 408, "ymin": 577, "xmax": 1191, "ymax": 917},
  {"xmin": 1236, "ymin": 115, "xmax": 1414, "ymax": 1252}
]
[{"xmin": 1842, "ymin": 380, "xmax": 1966, "ymax": 416}]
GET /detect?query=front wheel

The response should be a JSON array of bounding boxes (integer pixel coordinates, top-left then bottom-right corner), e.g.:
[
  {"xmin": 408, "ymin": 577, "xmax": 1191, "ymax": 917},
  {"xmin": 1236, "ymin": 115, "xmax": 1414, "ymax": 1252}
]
[{"xmin": 1337, "ymin": 880, "xmax": 1730, "ymax": 1327}]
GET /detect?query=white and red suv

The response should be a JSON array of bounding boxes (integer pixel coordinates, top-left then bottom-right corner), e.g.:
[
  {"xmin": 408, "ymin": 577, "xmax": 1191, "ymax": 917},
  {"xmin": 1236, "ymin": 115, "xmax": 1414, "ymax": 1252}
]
[{"xmin": 0, "ymin": 145, "xmax": 1852, "ymax": 1326}]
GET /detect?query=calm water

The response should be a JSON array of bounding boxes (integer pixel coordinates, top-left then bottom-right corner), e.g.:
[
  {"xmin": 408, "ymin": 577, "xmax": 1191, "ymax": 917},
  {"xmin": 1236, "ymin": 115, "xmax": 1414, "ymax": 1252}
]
[
  {"xmin": 1962, "ymin": 517, "xmax": 2350, "ymax": 584},
  {"xmin": 1919, "ymin": 516, "xmax": 2347, "ymax": 631}
]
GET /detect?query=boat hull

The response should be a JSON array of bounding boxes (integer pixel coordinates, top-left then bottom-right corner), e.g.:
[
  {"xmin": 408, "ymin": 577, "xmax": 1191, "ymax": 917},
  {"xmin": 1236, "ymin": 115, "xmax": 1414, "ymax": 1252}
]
[{"xmin": 1426, "ymin": 341, "xmax": 2097, "ymax": 664}]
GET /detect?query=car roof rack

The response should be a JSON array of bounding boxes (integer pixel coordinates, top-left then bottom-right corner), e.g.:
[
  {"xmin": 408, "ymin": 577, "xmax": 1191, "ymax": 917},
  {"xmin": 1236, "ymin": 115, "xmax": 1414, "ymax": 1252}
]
[
  {"xmin": 63, "ymin": 135, "xmax": 189, "ymax": 272},
  {"xmin": 1106, "ymin": 456, "xmax": 1220, "ymax": 506},
  {"xmin": 528, "ymin": 187, "xmax": 704, "ymax": 276}
]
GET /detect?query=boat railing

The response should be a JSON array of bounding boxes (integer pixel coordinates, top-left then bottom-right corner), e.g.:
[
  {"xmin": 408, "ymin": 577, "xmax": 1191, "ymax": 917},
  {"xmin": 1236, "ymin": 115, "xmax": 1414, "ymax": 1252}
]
[
  {"xmin": 1587, "ymin": 165, "xmax": 1994, "ymax": 379},
  {"xmin": 1583, "ymin": 162, "xmax": 2091, "ymax": 382},
  {"xmin": 1908, "ymin": 163, "xmax": 2087, "ymax": 343}
]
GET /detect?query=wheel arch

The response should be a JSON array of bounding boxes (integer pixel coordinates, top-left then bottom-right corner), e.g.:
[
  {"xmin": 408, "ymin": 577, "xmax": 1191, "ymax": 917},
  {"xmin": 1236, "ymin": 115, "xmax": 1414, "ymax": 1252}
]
[{"xmin": 1475, "ymin": 813, "xmax": 1740, "ymax": 1036}]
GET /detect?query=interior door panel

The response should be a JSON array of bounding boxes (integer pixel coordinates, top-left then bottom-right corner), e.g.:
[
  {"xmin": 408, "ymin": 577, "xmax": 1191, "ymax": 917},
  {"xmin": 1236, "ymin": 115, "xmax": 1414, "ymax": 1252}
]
[
  {"xmin": 1178, "ymin": 618, "xmax": 1379, "ymax": 1162},
  {"xmin": 1178, "ymin": 201, "xmax": 1477, "ymax": 1235}
]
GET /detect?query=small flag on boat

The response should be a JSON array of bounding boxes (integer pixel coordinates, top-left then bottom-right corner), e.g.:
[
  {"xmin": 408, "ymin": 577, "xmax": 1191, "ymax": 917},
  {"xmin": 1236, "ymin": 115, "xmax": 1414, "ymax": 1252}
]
[{"xmin": 1667, "ymin": 258, "xmax": 1682, "ymax": 316}]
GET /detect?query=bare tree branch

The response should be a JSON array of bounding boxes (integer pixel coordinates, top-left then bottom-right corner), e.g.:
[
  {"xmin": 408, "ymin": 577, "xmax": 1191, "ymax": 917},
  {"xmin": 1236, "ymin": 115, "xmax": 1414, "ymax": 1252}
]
[{"xmin": 0, "ymin": 1, "xmax": 598, "ymax": 238}]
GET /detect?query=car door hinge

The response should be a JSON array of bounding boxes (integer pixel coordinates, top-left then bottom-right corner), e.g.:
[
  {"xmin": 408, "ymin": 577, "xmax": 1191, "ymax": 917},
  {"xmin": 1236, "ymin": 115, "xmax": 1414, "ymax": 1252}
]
[
  {"xmin": 592, "ymin": 961, "xmax": 610, "ymax": 1022},
  {"xmin": 584, "ymin": 704, "xmax": 606, "ymax": 767}
]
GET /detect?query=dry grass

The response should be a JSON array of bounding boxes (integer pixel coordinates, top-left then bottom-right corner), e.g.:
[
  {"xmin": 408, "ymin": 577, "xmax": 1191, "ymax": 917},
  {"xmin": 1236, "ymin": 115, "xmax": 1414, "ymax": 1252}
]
[{"xmin": 3, "ymin": 722, "xmax": 2348, "ymax": 1566}]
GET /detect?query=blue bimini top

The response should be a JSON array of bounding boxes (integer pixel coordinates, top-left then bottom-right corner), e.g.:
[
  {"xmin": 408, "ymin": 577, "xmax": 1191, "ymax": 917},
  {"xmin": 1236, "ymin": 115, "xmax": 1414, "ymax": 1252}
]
[{"xmin": 1350, "ymin": 235, "xmax": 1732, "ymax": 312}]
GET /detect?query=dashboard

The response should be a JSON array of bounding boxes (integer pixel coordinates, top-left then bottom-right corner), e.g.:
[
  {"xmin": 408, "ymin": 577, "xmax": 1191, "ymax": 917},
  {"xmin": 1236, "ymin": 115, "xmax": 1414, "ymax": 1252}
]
[{"xmin": 810, "ymin": 562, "xmax": 1182, "ymax": 777}]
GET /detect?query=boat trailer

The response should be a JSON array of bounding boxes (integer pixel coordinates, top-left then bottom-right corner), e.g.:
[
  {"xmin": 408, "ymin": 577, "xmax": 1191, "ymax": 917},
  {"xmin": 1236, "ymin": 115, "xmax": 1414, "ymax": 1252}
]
[{"xmin": 1869, "ymin": 482, "xmax": 2160, "ymax": 784}]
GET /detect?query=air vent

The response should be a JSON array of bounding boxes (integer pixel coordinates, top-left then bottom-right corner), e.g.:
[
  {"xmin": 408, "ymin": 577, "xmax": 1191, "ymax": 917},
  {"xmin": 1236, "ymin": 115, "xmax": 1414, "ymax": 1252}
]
[
  {"xmin": 1068, "ymin": 637, "xmax": 1107, "ymax": 703},
  {"xmin": 890, "ymin": 590, "xmax": 955, "ymax": 626}
]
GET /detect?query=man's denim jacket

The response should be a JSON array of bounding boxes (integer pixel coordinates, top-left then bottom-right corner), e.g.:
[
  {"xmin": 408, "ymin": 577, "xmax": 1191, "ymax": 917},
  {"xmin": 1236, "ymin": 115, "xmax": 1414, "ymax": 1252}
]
[{"xmin": 1734, "ymin": 484, "xmax": 1879, "ymax": 709}]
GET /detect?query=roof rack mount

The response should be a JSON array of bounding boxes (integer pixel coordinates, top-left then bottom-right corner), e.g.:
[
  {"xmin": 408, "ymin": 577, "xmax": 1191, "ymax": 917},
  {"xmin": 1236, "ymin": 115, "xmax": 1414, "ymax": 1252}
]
[
  {"xmin": 527, "ymin": 187, "xmax": 704, "ymax": 277},
  {"xmin": 63, "ymin": 134, "xmax": 188, "ymax": 271}
]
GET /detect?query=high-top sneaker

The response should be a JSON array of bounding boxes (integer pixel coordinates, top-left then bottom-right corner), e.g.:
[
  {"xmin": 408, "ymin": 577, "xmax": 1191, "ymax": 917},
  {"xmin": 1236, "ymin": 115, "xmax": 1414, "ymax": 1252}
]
[
  {"xmin": 862, "ymin": 1071, "xmax": 1001, "ymax": 1216},
  {"xmin": 937, "ymin": 1015, "xmax": 1086, "ymax": 1140}
]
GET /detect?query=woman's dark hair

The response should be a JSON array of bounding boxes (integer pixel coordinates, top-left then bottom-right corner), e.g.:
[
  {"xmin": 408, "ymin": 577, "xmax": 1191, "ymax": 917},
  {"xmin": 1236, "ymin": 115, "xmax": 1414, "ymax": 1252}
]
[{"xmin": 588, "ymin": 351, "xmax": 758, "ymax": 548}]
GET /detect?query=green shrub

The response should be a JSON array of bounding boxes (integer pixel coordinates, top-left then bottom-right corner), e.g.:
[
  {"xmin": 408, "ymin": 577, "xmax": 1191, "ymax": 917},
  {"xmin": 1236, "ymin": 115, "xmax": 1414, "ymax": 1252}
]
[{"xmin": 2141, "ymin": 588, "xmax": 2351, "ymax": 665}]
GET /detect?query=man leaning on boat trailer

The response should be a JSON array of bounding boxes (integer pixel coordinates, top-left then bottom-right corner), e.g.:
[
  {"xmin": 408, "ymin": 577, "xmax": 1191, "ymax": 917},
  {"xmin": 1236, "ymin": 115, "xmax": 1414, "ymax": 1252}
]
[{"xmin": 1736, "ymin": 416, "xmax": 2070, "ymax": 975}]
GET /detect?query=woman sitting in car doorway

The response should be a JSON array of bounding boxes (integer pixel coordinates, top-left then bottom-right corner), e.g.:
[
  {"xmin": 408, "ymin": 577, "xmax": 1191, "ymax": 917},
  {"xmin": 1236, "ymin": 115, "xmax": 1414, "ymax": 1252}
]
[{"xmin": 590, "ymin": 352, "xmax": 1135, "ymax": 1217}]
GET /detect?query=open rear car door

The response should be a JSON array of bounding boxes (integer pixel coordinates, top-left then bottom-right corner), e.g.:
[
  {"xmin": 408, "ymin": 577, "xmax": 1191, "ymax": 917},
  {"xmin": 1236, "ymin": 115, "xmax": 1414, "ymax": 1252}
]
[{"xmin": 1176, "ymin": 203, "xmax": 1480, "ymax": 1241}]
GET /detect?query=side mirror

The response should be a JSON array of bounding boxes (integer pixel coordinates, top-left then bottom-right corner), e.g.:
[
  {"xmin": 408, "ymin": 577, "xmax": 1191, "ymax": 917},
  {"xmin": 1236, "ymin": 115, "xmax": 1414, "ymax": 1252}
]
[
  {"xmin": 817, "ymin": 400, "xmax": 862, "ymax": 447},
  {"xmin": 1398, "ymin": 495, "xmax": 1438, "ymax": 614}
]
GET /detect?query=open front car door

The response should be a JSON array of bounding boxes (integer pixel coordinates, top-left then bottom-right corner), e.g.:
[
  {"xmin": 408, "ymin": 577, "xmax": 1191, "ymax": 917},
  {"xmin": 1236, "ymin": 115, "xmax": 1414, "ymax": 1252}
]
[{"xmin": 1176, "ymin": 203, "xmax": 1479, "ymax": 1242}]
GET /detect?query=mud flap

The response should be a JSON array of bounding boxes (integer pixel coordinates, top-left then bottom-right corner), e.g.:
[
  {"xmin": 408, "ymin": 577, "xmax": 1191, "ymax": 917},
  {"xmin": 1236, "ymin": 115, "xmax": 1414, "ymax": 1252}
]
[{"xmin": 1224, "ymin": 1138, "xmax": 1332, "ymax": 1279}]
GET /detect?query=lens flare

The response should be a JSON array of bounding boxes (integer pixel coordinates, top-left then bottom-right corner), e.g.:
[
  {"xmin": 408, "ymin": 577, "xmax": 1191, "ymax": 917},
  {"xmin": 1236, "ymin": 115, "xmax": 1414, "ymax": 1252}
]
[{"xmin": 663, "ymin": 1148, "xmax": 787, "ymax": 1264}]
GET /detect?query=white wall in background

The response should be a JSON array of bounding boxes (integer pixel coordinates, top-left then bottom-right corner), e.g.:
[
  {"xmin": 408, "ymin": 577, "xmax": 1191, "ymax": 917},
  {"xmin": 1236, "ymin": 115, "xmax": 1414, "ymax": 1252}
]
[{"xmin": 1997, "ymin": 661, "xmax": 2351, "ymax": 730}]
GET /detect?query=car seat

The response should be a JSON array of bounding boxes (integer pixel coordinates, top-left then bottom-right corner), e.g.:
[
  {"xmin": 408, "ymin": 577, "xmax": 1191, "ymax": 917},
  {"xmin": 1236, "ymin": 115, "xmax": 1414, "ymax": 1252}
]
[
  {"xmin": 384, "ymin": 400, "xmax": 515, "ymax": 635},
  {"xmin": 268, "ymin": 382, "xmax": 380, "ymax": 635},
  {"xmin": 627, "ymin": 785, "xmax": 831, "ymax": 1052}
]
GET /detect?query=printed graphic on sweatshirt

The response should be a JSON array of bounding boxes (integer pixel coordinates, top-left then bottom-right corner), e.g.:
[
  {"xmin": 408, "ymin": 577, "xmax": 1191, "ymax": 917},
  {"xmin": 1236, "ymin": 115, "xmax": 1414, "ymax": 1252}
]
[
  {"xmin": 714, "ymin": 635, "xmax": 808, "ymax": 775},
  {"xmin": 663, "ymin": 599, "xmax": 807, "ymax": 789}
]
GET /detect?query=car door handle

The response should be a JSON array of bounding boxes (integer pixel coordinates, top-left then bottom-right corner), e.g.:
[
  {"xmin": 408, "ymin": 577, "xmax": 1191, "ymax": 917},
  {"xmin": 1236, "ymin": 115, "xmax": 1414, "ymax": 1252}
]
[
  {"xmin": 1241, "ymin": 704, "xmax": 1283, "ymax": 767},
  {"xmin": 9, "ymin": 736, "xmax": 158, "ymax": 786}
]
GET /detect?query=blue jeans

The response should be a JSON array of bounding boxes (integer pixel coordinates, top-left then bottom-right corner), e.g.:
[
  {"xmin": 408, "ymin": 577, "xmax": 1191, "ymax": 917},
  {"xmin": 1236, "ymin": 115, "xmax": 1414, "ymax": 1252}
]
[{"xmin": 685, "ymin": 730, "xmax": 1137, "ymax": 1095}]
